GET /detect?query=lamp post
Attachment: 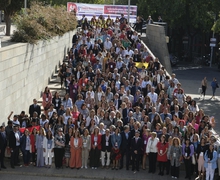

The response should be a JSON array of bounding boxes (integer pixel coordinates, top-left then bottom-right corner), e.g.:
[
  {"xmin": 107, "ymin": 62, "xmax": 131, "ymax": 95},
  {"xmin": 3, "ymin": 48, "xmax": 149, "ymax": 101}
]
[{"xmin": 128, "ymin": 0, "xmax": 130, "ymax": 24}]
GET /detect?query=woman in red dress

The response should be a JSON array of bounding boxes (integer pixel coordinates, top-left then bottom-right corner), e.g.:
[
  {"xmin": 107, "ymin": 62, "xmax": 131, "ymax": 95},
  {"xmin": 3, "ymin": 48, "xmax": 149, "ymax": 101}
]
[
  {"xmin": 157, "ymin": 135, "xmax": 168, "ymax": 176},
  {"xmin": 30, "ymin": 127, "xmax": 38, "ymax": 166}
]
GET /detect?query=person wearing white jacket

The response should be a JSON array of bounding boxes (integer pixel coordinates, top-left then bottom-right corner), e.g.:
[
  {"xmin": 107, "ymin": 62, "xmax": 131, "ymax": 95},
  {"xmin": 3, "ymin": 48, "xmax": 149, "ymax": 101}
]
[
  {"xmin": 43, "ymin": 129, "xmax": 54, "ymax": 168},
  {"xmin": 146, "ymin": 132, "xmax": 159, "ymax": 173}
]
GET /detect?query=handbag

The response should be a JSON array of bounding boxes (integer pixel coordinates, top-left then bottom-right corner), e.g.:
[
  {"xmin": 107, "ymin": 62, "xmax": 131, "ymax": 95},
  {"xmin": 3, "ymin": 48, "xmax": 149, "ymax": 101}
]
[
  {"xmin": 198, "ymin": 87, "xmax": 202, "ymax": 94},
  {"xmin": 216, "ymin": 83, "xmax": 219, "ymax": 88}
]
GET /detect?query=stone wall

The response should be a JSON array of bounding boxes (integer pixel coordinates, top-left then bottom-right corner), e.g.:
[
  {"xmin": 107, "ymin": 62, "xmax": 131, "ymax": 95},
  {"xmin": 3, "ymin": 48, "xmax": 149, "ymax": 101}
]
[
  {"xmin": 145, "ymin": 24, "xmax": 172, "ymax": 75},
  {"xmin": 0, "ymin": 30, "xmax": 75, "ymax": 125}
]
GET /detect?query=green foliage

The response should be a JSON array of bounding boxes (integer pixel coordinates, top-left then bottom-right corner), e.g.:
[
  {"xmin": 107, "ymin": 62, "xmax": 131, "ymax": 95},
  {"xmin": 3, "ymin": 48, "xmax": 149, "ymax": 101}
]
[
  {"xmin": 35, "ymin": 0, "xmax": 107, "ymax": 6},
  {"xmin": 212, "ymin": 18, "xmax": 220, "ymax": 33},
  {"xmin": 137, "ymin": 0, "xmax": 220, "ymax": 33},
  {"xmin": 11, "ymin": 2, "xmax": 77, "ymax": 44},
  {"xmin": 0, "ymin": 0, "xmax": 11, "ymax": 10}
]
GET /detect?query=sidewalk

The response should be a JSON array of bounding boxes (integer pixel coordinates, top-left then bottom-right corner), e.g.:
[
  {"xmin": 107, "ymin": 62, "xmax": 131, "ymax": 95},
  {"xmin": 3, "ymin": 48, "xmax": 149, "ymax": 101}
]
[{"xmin": 0, "ymin": 160, "xmax": 187, "ymax": 180}]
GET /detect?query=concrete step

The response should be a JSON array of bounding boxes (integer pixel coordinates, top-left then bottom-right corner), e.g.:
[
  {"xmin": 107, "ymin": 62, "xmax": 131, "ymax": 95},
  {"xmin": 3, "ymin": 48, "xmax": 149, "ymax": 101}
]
[
  {"xmin": 49, "ymin": 77, "xmax": 61, "ymax": 84},
  {"xmin": 47, "ymin": 83, "xmax": 62, "ymax": 90},
  {"xmin": 37, "ymin": 59, "xmax": 68, "ymax": 114},
  {"xmin": 53, "ymin": 73, "xmax": 59, "ymax": 78}
]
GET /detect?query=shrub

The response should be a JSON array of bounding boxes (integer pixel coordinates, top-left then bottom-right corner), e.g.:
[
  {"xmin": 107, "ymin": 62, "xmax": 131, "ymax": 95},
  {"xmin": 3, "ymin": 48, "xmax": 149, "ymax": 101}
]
[{"xmin": 11, "ymin": 2, "xmax": 77, "ymax": 44}]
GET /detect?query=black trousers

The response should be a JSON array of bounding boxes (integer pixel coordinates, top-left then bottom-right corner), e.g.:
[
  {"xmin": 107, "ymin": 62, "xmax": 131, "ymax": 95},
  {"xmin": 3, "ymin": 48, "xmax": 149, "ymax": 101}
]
[
  {"xmin": 54, "ymin": 148, "xmax": 64, "ymax": 168},
  {"xmin": 10, "ymin": 146, "xmax": 20, "ymax": 167},
  {"xmin": 202, "ymin": 86, "xmax": 207, "ymax": 96},
  {"xmin": 158, "ymin": 161, "xmax": 167, "ymax": 173},
  {"xmin": 90, "ymin": 148, "xmax": 101, "ymax": 167},
  {"xmin": 166, "ymin": 159, "xmax": 171, "ymax": 174},
  {"xmin": 184, "ymin": 158, "xmax": 192, "ymax": 178},
  {"xmin": 120, "ymin": 148, "xmax": 130, "ymax": 169},
  {"xmin": 171, "ymin": 161, "xmax": 179, "ymax": 178},
  {"xmin": 192, "ymin": 163, "xmax": 198, "ymax": 176},
  {"xmin": 31, "ymin": 152, "xmax": 36, "ymax": 164},
  {"xmin": 60, "ymin": 75, "xmax": 66, "ymax": 87},
  {"xmin": 0, "ymin": 147, "xmax": 6, "ymax": 167},
  {"xmin": 132, "ymin": 152, "xmax": 140, "ymax": 171},
  {"xmin": 148, "ymin": 152, "xmax": 157, "ymax": 173}
]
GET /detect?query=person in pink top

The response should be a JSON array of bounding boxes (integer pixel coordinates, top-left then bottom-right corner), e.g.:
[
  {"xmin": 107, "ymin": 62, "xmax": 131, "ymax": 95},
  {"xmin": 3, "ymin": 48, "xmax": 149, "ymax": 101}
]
[
  {"xmin": 191, "ymin": 119, "xmax": 199, "ymax": 133},
  {"xmin": 71, "ymin": 105, "xmax": 80, "ymax": 128}
]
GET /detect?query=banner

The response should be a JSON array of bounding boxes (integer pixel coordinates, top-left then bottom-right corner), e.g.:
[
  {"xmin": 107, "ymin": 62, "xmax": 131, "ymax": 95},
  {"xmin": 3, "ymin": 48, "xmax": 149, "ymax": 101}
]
[
  {"xmin": 19, "ymin": 125, "xmax": 40, "ymax": 134},
  {"xmin": 67, "ymin": 2, "xmax": 137, "ymax": 23}
]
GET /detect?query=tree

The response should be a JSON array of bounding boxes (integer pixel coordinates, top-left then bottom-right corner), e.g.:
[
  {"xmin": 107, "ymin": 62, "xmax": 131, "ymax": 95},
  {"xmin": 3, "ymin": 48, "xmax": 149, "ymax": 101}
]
[
  {"xmin": 36, "ymin": 0, "xmax": 107, "ymax": 6},
  {"xmin": 211, "ymin": 0, "xmax": 220, "ymax": 34},
  {"xmin": 0, "ymin": 0, "xmax": 11, "ymax": 10},
  {"xmin": 137, "ymin": 0, "xmax": 220, "ymax": 59},
  {"xmin": 3, "ymin": 0, "xmax": 23, "ymax": 36},
  {"xmin": 11, "ymin": 2, "xmax": 77, "ymax": 43}
]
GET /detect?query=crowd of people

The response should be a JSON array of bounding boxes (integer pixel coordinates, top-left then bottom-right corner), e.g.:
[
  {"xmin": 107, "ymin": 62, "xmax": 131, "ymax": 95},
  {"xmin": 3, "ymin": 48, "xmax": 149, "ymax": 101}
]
[{"xmin": 0, "ymin": 13, "xmax": 220, "ymax": 180}]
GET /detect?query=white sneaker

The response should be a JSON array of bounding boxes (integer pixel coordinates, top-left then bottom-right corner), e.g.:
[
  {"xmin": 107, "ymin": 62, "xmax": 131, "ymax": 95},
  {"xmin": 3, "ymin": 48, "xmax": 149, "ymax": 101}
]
[
  {"xmin": 172, "ymin": 176, "xmax": 174, "ymax": 178},
  {"xmin": 95, "ymin": 167, "xmax": 97, "ymax": 169},
  {"xmin": 81, "ymin": 166, "xmax": 84, "ymax": 169},
  {"xmin": 85, "ymin": 166, "xmax": 87, "ymax": 169},
  {"xmin": 92, "ymin": 167, "xmax": 94, "ymax": 169},
  {"xmin": 175, "ymin": 177, "xmax": 177, "ymax": 179}
]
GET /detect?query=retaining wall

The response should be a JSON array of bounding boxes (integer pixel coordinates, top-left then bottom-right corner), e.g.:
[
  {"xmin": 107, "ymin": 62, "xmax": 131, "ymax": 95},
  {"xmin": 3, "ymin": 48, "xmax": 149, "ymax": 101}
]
[
  {"xmin": 0, "ymin": 30, "xmax": 76, "ymax": 125},
  {"xmin": 145, "ymin": 24, "xmax": 172, "ymax": 75}
]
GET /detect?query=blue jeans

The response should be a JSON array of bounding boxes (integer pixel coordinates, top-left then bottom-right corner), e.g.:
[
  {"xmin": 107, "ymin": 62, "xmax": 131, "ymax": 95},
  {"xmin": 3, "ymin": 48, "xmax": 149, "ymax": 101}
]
[
  {"xmin": 23, "ymin": 150, "xmax": 30, "ymax": 165},
  {"xmin": 212, "ymin": 87, "xmax": 216, "ymax": 96}
]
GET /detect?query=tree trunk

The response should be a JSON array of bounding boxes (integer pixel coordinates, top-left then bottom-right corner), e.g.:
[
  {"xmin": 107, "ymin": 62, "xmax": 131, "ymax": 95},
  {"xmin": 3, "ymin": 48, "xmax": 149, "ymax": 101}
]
[{"xmin": 4, "ymin": 11, "xmax": 11, "ymax": 36}]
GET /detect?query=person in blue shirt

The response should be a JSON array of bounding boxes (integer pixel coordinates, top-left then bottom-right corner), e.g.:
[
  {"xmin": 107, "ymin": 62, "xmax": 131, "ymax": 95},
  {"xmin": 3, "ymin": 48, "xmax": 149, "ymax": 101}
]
[
  {"xmin": 210, "ymin": 77, "xmax": 218, "ymax": 99},
  {"xmin": 100, "ymin": 80, "xmax": 107, "ymax": 93},
  {"xmin": 204, "ymin": 144, "xmax": 217, "ymax": 180}
]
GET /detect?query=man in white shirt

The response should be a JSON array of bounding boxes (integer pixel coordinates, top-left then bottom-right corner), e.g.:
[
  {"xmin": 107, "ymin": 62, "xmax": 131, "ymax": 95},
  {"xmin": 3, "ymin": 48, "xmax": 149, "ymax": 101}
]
[
  {"xmin": 157, "ymin": 69, "xmax": 165, "ymax": 84},
  {"xmin": 104, "ymin": 37, "xmax": 112, "ymax": 51},
  {"xmin": 86, "ymin": 37, "xmax": 92, "ymax": 51},
  {"xmin": 7, "ymin": 112, "xmax": 20, "ymax": 126},
  {"xmin": 125, "ymin": 46, "xmax": 134, "ymax": 58},
  {"xmin": 113, "ymin": 68, "xmax": 120, "ymax": 80},
  {"xmin": 116, "ymin": 58, "xmax": 124, "ymax": 70},
  {"xmin": 147, "ymin": 87, "xmax": 158, "ymax": 106},
  {"xmin": 115, "ymin": 75, "xmax": 121, "ymax": 90},
  {"xmin": 171, "ymin": 73, "xmax": 179, "ymax": 87}
]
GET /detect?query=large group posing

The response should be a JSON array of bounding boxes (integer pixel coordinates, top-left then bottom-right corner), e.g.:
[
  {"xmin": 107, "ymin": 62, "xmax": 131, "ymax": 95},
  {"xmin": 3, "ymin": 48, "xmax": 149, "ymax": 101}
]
[{"xmin": 0, "ymin": 13, "xmax": 220, "ymax": 180}]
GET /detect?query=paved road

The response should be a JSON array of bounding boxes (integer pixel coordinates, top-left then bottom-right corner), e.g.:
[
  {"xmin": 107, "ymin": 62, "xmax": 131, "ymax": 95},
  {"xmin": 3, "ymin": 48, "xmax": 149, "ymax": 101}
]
[
  {"xmin": 0, "ymin": 174, "xmax": 88, "ymax": 180},
  {"xmin": 174, "ymin": 64, "xmax": 220, "ymax": 135},
  {"xmin": 0, "ymin": 163, "xmax": 186, "ymax": 180}
]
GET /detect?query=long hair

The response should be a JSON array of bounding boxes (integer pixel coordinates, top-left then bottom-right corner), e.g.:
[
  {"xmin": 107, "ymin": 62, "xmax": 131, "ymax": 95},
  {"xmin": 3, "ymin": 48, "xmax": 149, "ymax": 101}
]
[
  {"xmin": 46, "ymin": 129, "xmax": 53, "ymax": 140},
  {"xmin": 44, "ymin": 86, "xmax": 50, "ymax": 93}
]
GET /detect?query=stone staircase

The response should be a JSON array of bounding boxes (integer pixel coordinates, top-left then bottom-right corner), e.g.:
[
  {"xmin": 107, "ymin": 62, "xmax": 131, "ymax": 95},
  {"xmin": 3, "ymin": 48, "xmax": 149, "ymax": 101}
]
[{"xmin": 37, "ymin": 59, "xmax": 69, "ymax": 112}]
